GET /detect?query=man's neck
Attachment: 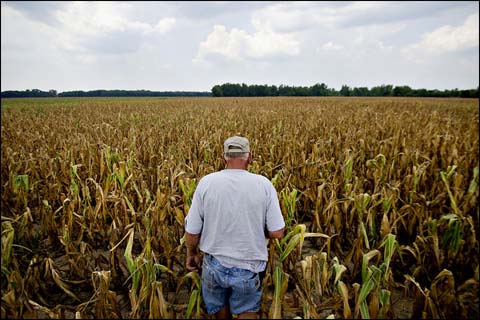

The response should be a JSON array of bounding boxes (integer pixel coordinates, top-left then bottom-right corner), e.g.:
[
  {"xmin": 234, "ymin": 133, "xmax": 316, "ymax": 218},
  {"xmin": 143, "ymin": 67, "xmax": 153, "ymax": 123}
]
[
  {"xmin": 225, "ymin": 164, "xmax": 248, "ymax": 170},
  {"xmin": 225, "ymin": 160, "xmax": 248, "ymax": 170}
]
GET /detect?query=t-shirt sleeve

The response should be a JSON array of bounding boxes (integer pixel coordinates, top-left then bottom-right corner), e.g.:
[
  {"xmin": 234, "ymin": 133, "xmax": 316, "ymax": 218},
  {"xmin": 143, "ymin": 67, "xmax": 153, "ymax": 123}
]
[
  {"xmin": 184, "ymin": 181, "xmax": 204, "ymax": 234},
  {"xmin": 265, "ymin": 181, "xmax": 285, "ymax": 232}
]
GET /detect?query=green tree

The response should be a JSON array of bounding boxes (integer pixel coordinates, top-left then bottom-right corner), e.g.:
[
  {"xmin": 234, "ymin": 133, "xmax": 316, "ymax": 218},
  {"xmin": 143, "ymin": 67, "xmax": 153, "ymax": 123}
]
[
  {"xmin": 340, "ymin": 85, "xmax": 351, "ymax": 96},
  {"xmin": 393, "ymin": 85, "xmax": 412, "ymax": 96},
  {"xmin": 212, "ymin": 85, "xmax": 223, "ymax": 97},
  {"xmin": 311, "ymin": 83, "xmax": 329, "ymax": 96}
]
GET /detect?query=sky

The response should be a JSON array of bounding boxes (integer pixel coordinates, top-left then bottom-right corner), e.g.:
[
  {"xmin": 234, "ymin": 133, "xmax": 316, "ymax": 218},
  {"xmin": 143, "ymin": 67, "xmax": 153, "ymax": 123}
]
[{"xmin": 1, "ymin": 1, "xmax": 479, "ymax": 92}]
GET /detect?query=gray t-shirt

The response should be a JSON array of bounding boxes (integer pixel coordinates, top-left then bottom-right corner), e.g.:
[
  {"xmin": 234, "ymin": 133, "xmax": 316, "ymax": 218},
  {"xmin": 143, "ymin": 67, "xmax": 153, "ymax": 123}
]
[{"xmin": 185, "ymin": 169, "xmax": 285, "ymax": 273}]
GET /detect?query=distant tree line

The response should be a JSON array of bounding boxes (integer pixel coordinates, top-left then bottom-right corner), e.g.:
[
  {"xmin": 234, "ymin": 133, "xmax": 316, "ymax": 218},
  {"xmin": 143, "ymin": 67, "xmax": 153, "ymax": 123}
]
[
  {"xmin": 0, "ymin": 89, "xmax": 58, "ymax": 98},
  {"xmin": 2, "ymin": 85, "xmax": 478, "ymax": 98},
  {"xmin": 0, "ymin": 89, "xmax": 211, "ymax": 98},
  {"xmin": 57, "ymin": 90, "xmax": 211, "ymax": 97},
  {"xmin": 211, "ymin": 83, "xmax": 479, "ymax": 98}
]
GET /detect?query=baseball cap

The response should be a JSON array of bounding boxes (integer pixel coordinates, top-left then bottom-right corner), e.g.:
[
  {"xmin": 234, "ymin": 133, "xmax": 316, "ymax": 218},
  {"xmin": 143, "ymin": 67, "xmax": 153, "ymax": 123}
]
[{"xmin": 224, "ymin": 136, "xmax": 250, "ymax": 154}]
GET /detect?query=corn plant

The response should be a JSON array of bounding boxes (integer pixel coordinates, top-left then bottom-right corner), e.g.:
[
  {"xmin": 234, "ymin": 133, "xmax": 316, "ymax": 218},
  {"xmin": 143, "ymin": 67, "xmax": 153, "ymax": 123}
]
[
  {"xmin": 179, "ymin": 178, "xmax": 196, "ymax": 210},
  {"xmin": 353, "ymin": 234, "xmax": 397, "ymax": 318},
  {"xmin": 269, "ymin": 265, "xmax": 290, "ymax": 319},
  {"xmin": 122, "ymin": 226, "xmax": 173, "ymax": 318},
  {"xmin": 273, "ymin": 224, "xmax": 306, "ymax": 268},
  {"xmin": 90, "ymin": 270, "xmax": 119, "ymax": 318},
  {"xmin": 296, "ymin": 251, "xmax": 332, "ymax": 318},
  {"xmin": 1, "ymin": 221, "xmax": 14, "ymax": 276},
  {"xmin": 344, "ymin": 155, "xmax": 354, "ymax": 195},
  {"xmin": 175, "ymin": 271, "xmax": 203, "ymax": 319},
  {"xmin": 281, "ymin": 187, "xmax": 299, "ymax": 230},
  {"xmin": 440, "ymin": 165, "xmax": 460, "ymax": 215},
  {"xmin": 332, "ymin": 256, "xmax": 351, "ymax": 318},
  {"xmin": 12, "ymin": 174, "xmax": 30, "ymax": 208}
]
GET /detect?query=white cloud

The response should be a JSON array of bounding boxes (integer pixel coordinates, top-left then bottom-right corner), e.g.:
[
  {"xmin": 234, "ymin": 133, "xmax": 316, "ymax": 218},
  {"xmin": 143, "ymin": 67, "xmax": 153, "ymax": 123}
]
[
  {"xmin": 194, "ymin": 25, "xmax": 246, "ymax": 61},
  {"xmin": 51, "ymin": 2, "xmax": 176, "ymax": 55},
  {"xmin": 152, "ymin": 17, "xmax": 176, "ymax": 34},
  {"xmin": 249, "ymin": 2, "xmax": 394, "ymax": 33},
  {"xmin": 422, "ymin": 13, "xmax": 479, "ymax": 51},
  {"xmin": 194, "ymin": 24, "xmax": 300, "ymax": 62},
  {"xmin": 248, "ymin": 1, "xmax": 436, "ymax": 33},
  {"xmin": 402, "ymin": 13, "xmax": 479, "ymax": 61},
  {"xmin": 251, "ymin": 2, "xmax": 325, "ymax": 32},
  {"xmin": 55, "ymin": 2, "xmax": 125, "ymax": 35},
  {"xmin": 321, "ymin": 41, "xmax": 344, "ymax": 51}
]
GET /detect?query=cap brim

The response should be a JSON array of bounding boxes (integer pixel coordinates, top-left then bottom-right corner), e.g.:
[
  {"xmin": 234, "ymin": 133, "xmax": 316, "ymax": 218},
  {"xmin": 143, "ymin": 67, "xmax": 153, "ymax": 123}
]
[{"xmin": 225, "ymin": 150, "xmax": 248, "ymax": 153}]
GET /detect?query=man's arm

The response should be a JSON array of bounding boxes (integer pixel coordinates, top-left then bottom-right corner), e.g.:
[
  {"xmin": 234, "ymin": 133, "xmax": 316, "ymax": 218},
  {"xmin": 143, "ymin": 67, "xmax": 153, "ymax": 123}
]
[
  {"xmin": 267, "ymin": 227, "xmax": 284, "ymax": 239},
  {"xmin": 184, "ymin": 179, "xmax": 204, "ymax": 272},
  {"xmin": 265, "ymin": 181, "xmax": 286, "ymax": 239},
  {"xmin": 185, "ymin": 232, "xmax": 202, "ymax": 272}
]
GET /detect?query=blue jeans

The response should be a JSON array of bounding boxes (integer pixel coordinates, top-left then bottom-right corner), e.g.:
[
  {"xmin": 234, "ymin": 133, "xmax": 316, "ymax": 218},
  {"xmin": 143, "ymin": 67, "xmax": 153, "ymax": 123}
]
[{"xmin": 201, "ymin": 254, "xmax": 262, "ymax": 315}]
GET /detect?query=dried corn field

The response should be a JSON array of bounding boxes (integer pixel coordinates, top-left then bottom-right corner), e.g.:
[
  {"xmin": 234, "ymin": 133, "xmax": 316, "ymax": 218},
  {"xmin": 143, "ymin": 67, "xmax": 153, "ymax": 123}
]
[{"xmin": 1, "ymin": 96, "xmax": 479, "ymax": 319}]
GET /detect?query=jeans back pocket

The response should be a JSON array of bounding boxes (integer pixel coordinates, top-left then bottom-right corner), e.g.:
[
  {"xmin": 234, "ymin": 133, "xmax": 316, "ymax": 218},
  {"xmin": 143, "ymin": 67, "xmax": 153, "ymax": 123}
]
[{"xmin": 242, "ymin": 272, "xmax": 260, "ymax": 294}]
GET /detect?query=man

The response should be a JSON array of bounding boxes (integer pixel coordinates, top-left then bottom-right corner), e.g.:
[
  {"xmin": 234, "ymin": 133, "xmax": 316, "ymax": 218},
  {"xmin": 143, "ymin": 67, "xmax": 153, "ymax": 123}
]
[{"xmin": 184, "ymin": 136, "xmax": 285, "ymax": 319}]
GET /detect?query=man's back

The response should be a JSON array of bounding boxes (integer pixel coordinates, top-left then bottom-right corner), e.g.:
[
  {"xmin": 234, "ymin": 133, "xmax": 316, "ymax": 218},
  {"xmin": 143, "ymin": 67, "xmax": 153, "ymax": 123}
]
[{"xmin": 185, "ymin": 169, "xmax": 284, "ymax": 270}]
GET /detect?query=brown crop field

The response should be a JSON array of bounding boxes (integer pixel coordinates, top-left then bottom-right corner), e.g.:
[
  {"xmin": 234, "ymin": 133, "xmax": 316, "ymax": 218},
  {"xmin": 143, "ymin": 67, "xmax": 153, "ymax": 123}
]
[{"xmin": 1, "ymin": 96, "xmax": 478, "ymax": 319}]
